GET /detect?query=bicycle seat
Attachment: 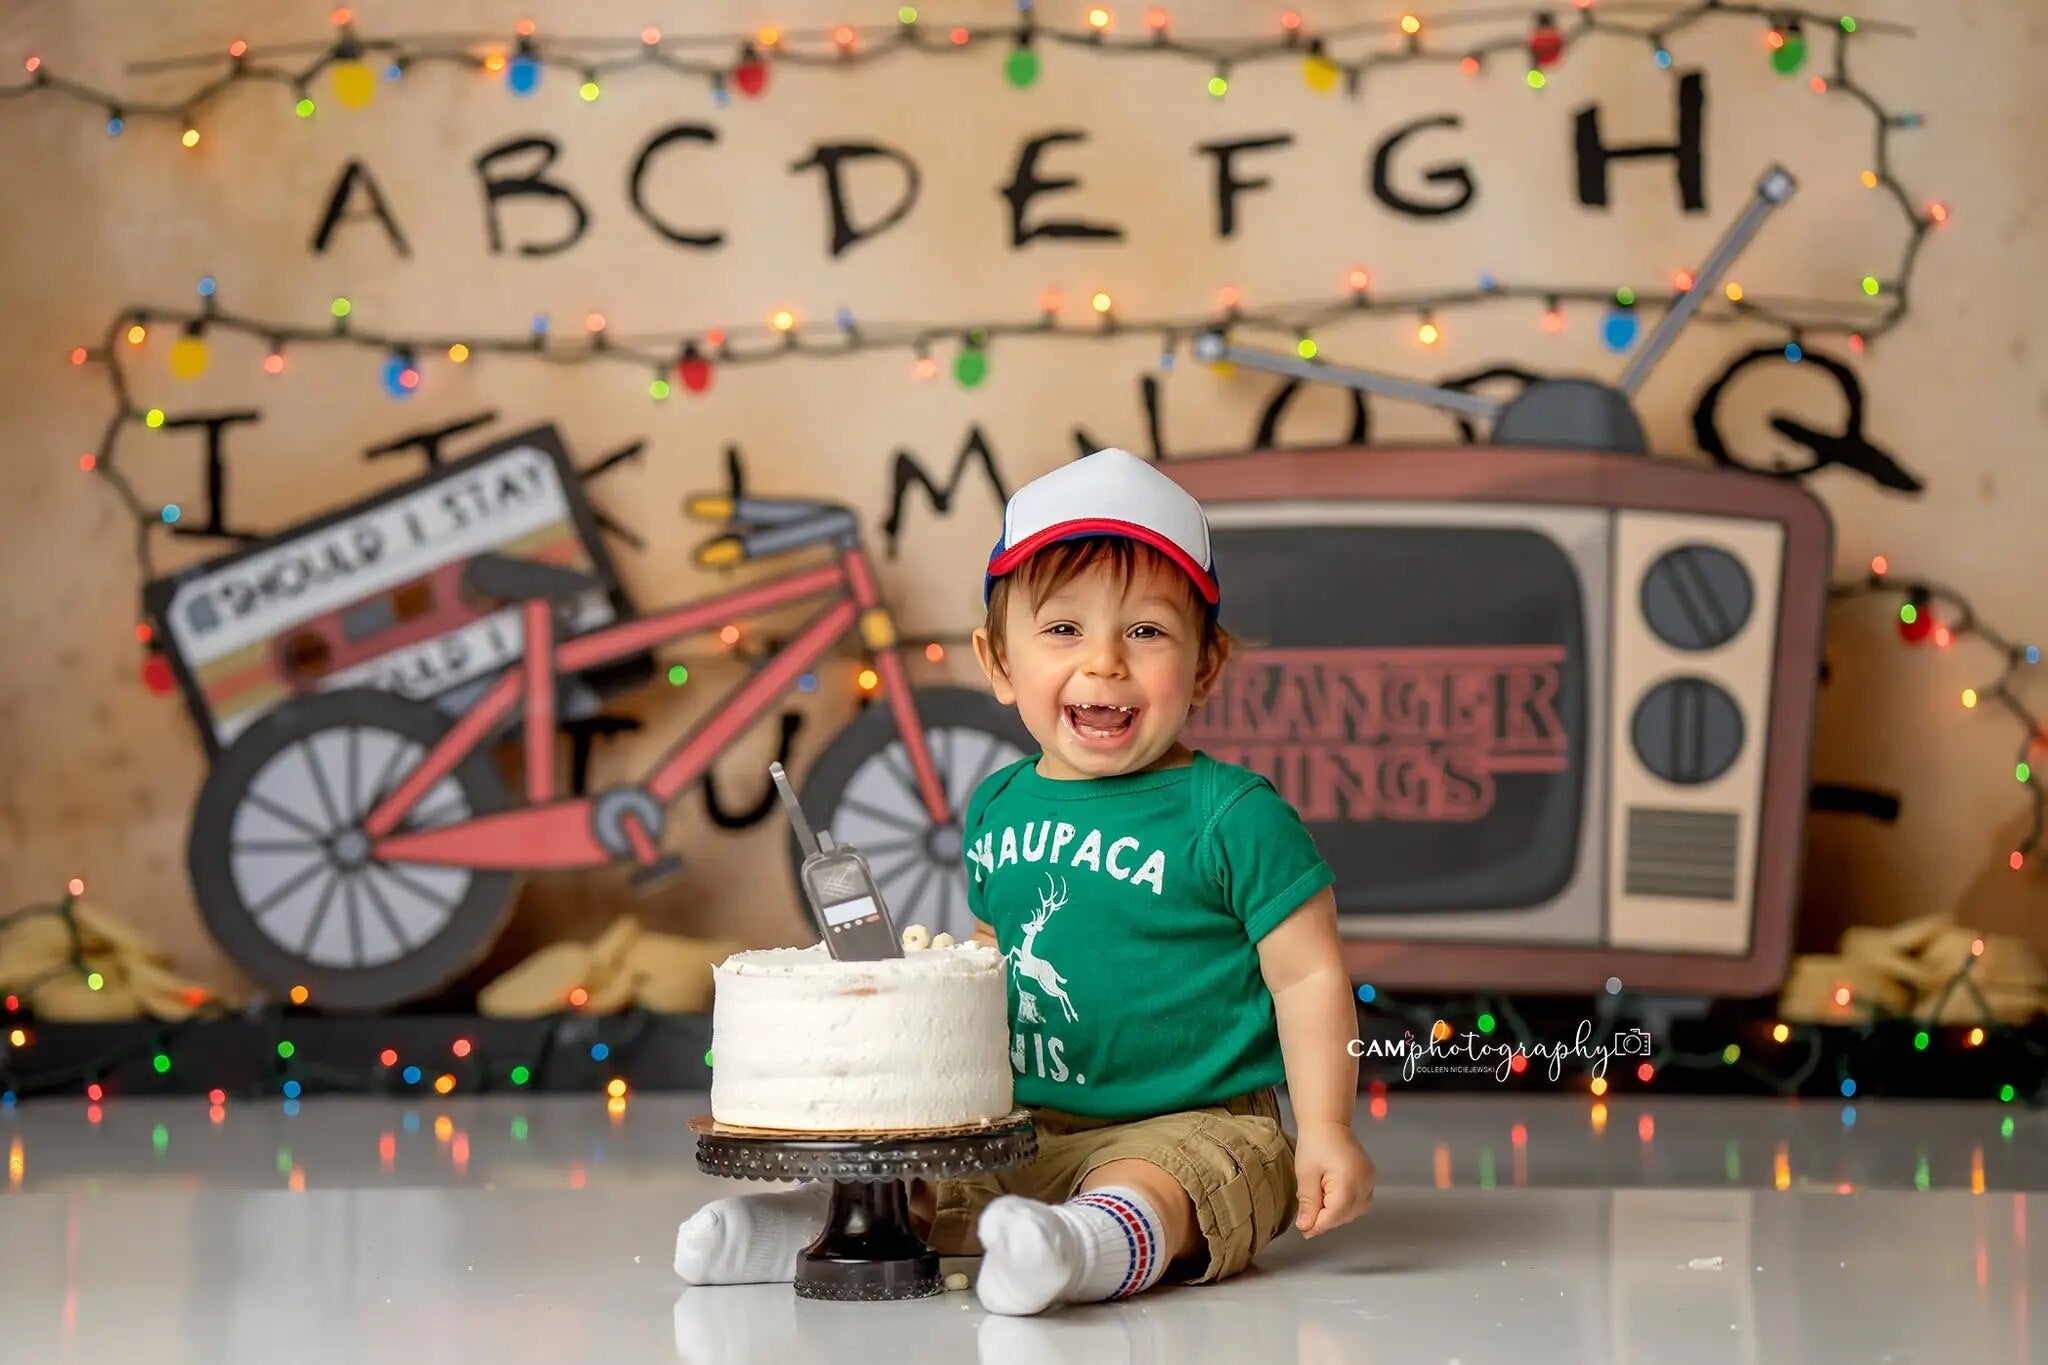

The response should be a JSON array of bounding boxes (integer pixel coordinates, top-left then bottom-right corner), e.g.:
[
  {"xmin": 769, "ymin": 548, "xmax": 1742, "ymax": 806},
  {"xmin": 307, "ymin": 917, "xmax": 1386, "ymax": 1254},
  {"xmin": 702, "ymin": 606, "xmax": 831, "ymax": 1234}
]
[{"xmin": 462, "ymin": 553, "xmax": 599, "ymax": 607}]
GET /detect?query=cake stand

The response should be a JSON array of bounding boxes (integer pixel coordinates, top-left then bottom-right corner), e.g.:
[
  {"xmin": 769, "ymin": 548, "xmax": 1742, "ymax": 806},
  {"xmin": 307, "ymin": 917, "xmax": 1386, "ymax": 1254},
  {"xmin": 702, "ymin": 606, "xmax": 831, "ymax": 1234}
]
[{"xmin": 688, "ymin": 1111, "xmax": 1037, "ymax": 1302}]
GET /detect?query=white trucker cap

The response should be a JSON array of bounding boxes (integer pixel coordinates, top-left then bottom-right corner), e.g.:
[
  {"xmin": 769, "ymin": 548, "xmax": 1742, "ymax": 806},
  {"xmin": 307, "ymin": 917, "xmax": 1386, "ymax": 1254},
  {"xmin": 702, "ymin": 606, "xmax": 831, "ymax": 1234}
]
[{"xmin": 983, "ymin": 447, "xmax": 1219, "ymax": 610}]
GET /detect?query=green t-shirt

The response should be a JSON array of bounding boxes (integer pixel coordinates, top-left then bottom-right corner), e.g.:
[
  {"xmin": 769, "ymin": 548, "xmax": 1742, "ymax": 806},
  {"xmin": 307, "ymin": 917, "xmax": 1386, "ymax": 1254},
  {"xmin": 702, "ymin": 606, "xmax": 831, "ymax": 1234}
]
[{"xmin": 963, "ymin": 750, "xmax": 1335, "ymax": 1120}]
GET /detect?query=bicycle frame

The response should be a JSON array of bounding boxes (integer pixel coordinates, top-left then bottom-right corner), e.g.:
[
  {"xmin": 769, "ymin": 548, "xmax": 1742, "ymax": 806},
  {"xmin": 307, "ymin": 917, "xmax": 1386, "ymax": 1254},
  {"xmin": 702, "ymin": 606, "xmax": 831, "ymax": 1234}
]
[{"xmin": 364, "ymin": 545, "xmax": 951, "ymax": 871}]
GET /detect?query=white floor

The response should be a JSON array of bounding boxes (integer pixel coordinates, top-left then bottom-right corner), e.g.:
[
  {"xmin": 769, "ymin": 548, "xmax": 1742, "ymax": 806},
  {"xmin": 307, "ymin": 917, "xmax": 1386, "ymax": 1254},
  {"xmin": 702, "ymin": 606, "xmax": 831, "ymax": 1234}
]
[{"xmin": 0, "ymin": 1092, "xmax": 2039, "ymax": 1364}]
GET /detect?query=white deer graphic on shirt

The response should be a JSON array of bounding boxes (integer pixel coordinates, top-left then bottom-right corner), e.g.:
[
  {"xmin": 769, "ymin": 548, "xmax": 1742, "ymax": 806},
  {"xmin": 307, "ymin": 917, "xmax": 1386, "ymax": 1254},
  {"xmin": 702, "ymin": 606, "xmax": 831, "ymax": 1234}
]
[{"xmin": 1006, "ymin": 873, "xmax": 1079, "ymax": 1023}]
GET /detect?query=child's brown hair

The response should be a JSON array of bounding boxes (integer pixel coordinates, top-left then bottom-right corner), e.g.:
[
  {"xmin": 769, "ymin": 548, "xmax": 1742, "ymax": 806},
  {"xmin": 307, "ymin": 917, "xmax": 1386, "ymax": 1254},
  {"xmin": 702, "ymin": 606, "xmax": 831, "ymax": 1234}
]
[{"xmin": 981, "ymin": 536, "xmax": 1233, "ymax": 688}]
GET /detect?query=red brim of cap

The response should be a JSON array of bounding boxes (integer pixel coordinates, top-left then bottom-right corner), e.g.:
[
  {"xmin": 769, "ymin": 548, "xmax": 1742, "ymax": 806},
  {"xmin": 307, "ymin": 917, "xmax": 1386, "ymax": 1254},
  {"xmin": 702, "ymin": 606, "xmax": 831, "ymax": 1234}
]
[{"xmin": 985, "ymin": 517, "xmax": 1220, "ymax": 605}]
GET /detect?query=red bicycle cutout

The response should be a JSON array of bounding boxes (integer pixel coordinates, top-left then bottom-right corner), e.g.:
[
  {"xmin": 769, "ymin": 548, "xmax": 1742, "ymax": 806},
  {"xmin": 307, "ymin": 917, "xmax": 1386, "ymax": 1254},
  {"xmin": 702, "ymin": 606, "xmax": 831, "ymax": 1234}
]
[{"xmin": 187, "ymin": 494, "xmax": 1030, "ymax": 1010}]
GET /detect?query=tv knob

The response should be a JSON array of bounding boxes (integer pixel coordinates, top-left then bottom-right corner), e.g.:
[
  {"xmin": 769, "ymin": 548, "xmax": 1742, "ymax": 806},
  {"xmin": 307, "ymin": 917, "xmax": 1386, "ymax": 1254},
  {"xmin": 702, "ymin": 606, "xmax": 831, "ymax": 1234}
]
[
  {"xmin": 1631, "ymin": 678, "xmax": 1745, "ymax": 785},
  {"xmin": 1640, "ymin": 544, "xmax": 1753, "ymax": 651}
]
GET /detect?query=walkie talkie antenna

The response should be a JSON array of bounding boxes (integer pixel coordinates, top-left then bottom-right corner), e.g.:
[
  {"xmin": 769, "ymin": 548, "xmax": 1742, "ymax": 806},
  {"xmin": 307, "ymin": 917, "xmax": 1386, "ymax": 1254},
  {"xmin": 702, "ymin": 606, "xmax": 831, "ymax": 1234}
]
[
  {"xmin": 769, "ymin": 761, "xmax": 821, "ymax": 859},
  {"xmin": 1617, "ymin": 164, "xmax": 1798, "ymax": 397}
]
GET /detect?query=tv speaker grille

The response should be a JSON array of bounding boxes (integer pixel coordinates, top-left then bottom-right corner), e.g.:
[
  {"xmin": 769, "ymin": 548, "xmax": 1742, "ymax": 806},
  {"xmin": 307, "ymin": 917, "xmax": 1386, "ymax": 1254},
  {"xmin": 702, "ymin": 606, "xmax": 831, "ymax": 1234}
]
[{"xmin": 1624, "ymin": 808, "xmax": 1739, "ymax": 901}]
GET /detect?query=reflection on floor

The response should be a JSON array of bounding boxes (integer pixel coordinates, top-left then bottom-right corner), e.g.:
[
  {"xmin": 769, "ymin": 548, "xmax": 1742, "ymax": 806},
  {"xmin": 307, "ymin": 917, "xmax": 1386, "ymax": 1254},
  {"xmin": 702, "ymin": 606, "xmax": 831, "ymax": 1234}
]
[{"xmin": 0, "ymin": 1093, "xmax": 2037, "ymax": 1364}]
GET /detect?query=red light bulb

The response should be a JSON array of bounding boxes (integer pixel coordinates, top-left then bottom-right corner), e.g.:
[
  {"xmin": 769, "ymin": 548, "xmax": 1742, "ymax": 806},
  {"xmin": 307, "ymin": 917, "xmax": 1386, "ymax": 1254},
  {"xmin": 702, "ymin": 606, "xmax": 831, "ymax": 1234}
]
[
  {"xmin": 734, "ymin": 46, "xmax": 770, "ymax": 98},
  {"xmin": 676, "ymin": 343, "xmax": 714, "ymax": 394},
  {"xmin": 141, "ymin": 653, "xmax": 176, "ymax": 695}
]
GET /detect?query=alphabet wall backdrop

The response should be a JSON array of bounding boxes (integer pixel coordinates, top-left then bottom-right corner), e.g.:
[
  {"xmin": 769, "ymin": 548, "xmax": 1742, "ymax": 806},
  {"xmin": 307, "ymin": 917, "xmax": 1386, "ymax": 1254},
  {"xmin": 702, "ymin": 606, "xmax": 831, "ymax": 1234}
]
[{"xmin": 3, "ymin": 0, "xmax": 2045, "ymax": 1000}]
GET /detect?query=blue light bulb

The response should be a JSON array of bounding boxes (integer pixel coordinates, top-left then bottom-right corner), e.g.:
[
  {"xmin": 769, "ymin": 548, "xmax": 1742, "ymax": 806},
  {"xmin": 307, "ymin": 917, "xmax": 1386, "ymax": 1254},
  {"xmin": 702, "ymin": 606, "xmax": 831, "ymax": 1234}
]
[
  {"xmin": 2026, "ymin": 645, "xmax": 2040, "ymax": 665},
  {"xmin": 1654, "ymin": 48, "xmax": 1672, "ymax": 68},
  {"xmin": 197, "ymin": 276, "xmax": 217, "ymax": 298},
  {"xmin": 106, "ymin": 115, "xmax": 124, "ymax": 136},
  {"xmin": 1602, "ymin": 309, "xmax": 1639, "ymax": 352},
  {"xmin": 507, "ymin": 54, "xmax": 542, "ymax": 97},
  {"xmin": 591, "ymin": 1043, "xmax": 610, "ymax": 1062},
  {"xmin": 1785, "ymin": 342, "xmax": 1804, "ymax": 362},
  {"xmin": 402, "ymin": 1065, "xmax": 422, "ymax": 1085},
  {"xmin": 381, "ymin": 354, "xmax": 419, "ymax": 400}
]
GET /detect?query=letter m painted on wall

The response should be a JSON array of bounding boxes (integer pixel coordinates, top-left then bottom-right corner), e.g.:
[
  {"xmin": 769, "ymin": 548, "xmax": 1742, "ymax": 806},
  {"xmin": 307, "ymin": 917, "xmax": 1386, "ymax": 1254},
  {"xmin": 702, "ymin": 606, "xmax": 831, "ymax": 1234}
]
[{"xmin": 881, "ymin": 425, "xmax": 1011, "ymax": 560}]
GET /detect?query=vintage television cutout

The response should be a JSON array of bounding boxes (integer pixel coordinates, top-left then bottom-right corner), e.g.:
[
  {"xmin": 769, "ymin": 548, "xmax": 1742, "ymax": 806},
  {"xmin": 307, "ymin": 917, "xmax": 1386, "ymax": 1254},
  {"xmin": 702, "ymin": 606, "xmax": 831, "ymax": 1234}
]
[
  {"xmin": 143, "ymin": 426, "xmax": 642, "ymax": 754},
  {"xmin": 1172, "ymin": 447, "xmax": 1829, "ymax": 996}
]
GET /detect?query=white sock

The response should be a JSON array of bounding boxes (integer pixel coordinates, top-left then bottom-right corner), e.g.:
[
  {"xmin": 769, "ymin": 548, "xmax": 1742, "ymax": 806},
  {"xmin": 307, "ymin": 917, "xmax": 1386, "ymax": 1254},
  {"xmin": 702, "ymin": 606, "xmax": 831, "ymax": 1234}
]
[
  {"xmin": 673, "ymin": 1181, "xmax": 830, "ymax": 1285},
  {"xmin": 974, "ymin": 1187, "xmax": 1169, "ymax": 1315}
]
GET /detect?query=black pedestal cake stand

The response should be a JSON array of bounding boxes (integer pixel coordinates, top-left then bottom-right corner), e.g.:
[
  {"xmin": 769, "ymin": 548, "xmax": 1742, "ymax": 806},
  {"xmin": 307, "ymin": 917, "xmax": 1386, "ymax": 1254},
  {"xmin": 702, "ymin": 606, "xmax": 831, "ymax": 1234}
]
[{"xmin": 688, "ymin": 1112, "xmax": 1037, "ymax": 1301}]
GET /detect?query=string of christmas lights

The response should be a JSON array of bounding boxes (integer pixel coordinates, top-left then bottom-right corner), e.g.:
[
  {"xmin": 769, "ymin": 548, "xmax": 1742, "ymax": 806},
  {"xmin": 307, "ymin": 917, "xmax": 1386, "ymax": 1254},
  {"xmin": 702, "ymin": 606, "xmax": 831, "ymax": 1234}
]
[
  {"xmin": 0, "ymin": 892, "xmax": 699, "ymax": 1110},
  {"xmin": 1353, "ymin": 955, "xmax": 2048, "ymax": 1106},
  {"xmin": 4, "ymin": 4, "xmax": 1915, "ymax": 121},
  {"xmin": 4, "ymin": 884, "xmax": 2037, "ymax": 1108},
  {"xmin": 1832, "ymin": 558, "xmax": 2048, "ymax": 867}
]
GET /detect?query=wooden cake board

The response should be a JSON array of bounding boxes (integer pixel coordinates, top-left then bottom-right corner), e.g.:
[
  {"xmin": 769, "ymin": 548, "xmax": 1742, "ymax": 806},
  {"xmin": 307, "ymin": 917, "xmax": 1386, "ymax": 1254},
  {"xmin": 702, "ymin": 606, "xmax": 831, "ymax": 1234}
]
[{"xmin": 687, "ymin": 1109, "xmax": 1031, "ymax": 1141}]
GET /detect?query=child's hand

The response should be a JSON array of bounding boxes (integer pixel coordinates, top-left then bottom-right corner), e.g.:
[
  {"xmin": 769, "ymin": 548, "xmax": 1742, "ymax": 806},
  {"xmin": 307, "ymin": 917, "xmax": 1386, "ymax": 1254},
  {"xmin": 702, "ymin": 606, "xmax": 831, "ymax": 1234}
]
[{"xmin": 1293, "ymin": 1120, "xmax": 1375, "ymax": 1238}]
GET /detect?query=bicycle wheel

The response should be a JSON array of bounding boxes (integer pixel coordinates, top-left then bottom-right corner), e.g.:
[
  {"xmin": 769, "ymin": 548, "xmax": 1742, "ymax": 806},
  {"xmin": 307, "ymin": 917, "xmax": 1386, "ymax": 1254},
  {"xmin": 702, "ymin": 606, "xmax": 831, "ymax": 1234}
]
[
  {"xmin": 796, "ymin": 686, "xmax": 1034, "ymax": 945},
  {"xmin": 187, "ymin": 688, "xmax": 516, "ymax": 1011}
]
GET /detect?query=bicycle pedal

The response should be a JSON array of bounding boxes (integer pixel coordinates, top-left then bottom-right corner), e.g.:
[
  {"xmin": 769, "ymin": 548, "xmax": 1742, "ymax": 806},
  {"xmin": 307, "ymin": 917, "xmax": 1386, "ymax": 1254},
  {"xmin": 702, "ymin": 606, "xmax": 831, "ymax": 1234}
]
[{"xmin": 629, "ymin": 854, "xmax": 686, "ymax": 890}]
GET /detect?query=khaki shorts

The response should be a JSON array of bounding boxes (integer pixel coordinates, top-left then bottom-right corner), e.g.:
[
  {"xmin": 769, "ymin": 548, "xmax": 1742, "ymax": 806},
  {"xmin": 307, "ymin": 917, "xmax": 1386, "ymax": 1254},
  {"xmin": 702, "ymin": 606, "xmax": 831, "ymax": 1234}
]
[{"xmin": 927, "ymin": 1088, "xmax": 1297, "ymax": 1284}]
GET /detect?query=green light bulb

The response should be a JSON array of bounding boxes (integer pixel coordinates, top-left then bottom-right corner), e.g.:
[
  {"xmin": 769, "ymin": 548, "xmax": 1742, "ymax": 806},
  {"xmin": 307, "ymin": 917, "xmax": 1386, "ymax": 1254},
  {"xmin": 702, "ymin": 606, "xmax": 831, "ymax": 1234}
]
[
  {"xmin": 1006, "ymin": 47, "xmax": 1040, "ymax": 89},
  {"xmin": 955, "ymin": 343, "xmax": 990, "ymax": 389}
]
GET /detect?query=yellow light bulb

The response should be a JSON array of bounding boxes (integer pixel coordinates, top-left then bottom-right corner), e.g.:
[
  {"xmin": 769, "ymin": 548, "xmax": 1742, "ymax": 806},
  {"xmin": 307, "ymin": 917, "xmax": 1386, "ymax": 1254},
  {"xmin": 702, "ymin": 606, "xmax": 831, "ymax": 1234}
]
[
  {"xmin": 1418, "ymin": 321, "xmax": 1441, "ymax": 346},
  {"xmin": 771, "ymin": 309, "xmax": 797, "ymax": 332},
  {"xmin": 1091, "ymin": 291, "xmax": 1113, "ymax": 313},
  {"xmin": 332, "ymin": 60, "xmax": 376, "ymax": 108},
  {"xmin": 181, "ymin": 127, "xmax": 201, "ymax": 148},
  {"xmin": 170, "ymin": 335, "xmax": 210, "ymax": 380},
  {"xmin": 1303, "ymin": 53, "xmax": 1339, "ymax": 93},
  {"xmin": 127, "ymin": 324, "xmax": 147, "ymax": 345},
  {"xmin": 1726, "ymin": 282, "xmax": 1744, "ymax": 301},
  {"xmin": 448, "ymin": 343, "xmax": 470, "ymax": 363}
]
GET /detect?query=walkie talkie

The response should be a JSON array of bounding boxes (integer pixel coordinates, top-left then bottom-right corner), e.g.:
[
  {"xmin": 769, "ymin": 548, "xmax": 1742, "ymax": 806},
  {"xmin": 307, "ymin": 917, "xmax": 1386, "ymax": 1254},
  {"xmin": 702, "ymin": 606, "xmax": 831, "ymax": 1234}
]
[{"xmin": 771, "ymin": 762, "xmax": 904, "ymax": 961}]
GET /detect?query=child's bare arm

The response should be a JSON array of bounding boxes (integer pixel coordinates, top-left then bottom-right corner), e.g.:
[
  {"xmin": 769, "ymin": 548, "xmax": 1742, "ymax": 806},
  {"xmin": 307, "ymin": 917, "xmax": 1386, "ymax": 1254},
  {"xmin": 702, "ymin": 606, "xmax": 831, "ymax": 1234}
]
[
  {"xmin": 971, "ymin": 918, "xmax": 999, "ymax": 949},
  {"xmin": 1258, "ymin": 887, "xmax": 1356, "ymax": 1129},
  {"xmin": 1258, "ymin": 887, "xmax": 1375, "ymax": 1236}
]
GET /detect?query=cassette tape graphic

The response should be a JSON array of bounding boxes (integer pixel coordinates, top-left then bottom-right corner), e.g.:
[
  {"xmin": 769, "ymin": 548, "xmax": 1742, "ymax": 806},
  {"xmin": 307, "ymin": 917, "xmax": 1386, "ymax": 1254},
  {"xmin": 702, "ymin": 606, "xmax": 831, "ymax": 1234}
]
[{"xmin": 143, "ymin": 425, "xmax": 644, "ymax": 754}]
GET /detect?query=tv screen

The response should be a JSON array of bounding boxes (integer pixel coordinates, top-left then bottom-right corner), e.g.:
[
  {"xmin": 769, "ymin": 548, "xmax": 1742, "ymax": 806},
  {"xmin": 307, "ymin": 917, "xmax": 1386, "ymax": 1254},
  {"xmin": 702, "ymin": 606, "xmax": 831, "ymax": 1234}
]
[{"xmin": 1189, "ymin": 524, "xmax": 1586, "ymax": 913}]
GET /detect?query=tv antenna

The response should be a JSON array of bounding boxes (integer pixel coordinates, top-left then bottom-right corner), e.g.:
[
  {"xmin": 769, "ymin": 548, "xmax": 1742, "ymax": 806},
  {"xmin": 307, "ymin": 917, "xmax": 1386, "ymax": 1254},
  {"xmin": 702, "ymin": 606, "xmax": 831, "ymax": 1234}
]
[{"xmin": 1193, "ymin": 164, "xmax": 1799, "ymax": 455}]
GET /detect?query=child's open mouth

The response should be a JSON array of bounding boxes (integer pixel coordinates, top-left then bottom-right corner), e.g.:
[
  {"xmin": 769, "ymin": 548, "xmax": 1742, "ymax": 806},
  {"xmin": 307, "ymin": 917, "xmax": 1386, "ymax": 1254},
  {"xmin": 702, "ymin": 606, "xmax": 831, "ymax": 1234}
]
[{"xmin": 1063, "ymin": 703, "xmax": 1138, "ymax": 747}]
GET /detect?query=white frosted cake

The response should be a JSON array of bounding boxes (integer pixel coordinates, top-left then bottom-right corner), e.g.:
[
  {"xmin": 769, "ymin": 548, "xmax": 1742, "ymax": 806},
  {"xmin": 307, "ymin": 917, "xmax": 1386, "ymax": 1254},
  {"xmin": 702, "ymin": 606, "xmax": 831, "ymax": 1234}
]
[{"xmin": 709, "ymin": 940, "xmax": 1013, "ymax": 1134}]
